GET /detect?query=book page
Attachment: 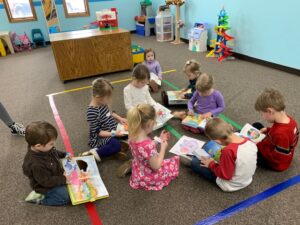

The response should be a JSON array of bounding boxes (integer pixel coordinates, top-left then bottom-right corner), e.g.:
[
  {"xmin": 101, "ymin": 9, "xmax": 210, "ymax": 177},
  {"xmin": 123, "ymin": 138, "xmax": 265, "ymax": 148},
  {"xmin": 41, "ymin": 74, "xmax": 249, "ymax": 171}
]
[
  {"xmin": 169, "ymin": 135, "xmax": 206, "ymax": 156},
  {"xmin": 240, "ymin": 123, "xmax": 266, "ymax": 143},
  {"xmin": 61, "ymin": 155, "xmax": 109, "ymax": 205},
  {"xmin": 150, "ymin": 72, "xmax": 162, "ymax": 86},
  {"xmin": 115, "ymin": 123, "xmax": 128, "ymax": 135},
  {"xmin": 154, "ymin": 103, "xmax": 173, "ymax": 130},
  {"xmin": 202, "ymin": 140, "xmax": 223, "ymax": 162}
]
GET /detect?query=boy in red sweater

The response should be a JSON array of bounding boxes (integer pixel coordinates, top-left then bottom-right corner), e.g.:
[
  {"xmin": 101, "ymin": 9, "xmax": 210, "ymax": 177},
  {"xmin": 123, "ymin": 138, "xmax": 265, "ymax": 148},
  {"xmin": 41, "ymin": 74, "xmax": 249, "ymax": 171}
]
[{"xmin": 253, "ymin": 88, "xmax": 299, "ymax": 171}]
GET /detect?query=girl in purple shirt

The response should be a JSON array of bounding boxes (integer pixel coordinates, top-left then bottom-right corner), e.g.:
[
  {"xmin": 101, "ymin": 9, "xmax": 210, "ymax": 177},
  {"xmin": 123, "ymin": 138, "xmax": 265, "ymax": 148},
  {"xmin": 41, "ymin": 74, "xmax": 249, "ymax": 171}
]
[
  {"xmin": 188, "ymin": 73, "xmax": 225, "ymax": 118},
  {"xmin": 143, "ymin": 48, "xmax": 162, "ymax": 92}
]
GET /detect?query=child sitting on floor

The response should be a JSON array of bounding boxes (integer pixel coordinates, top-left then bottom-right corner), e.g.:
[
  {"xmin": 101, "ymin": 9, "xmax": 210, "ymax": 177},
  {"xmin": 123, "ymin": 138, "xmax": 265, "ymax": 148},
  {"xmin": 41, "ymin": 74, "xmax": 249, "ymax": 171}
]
[
  {"xmin": 22, "ymin": 121, "xmax": 71, "ymax": 205},
  {"xmin": 253, "ymin": 88, "xmax": 299, "ymax": 171},
  {"xmin": 191, "ymin": 118, "xmax": 258, "ymax": 192},
  {"xmin": 82, "ymin": 78, "xmax": 129, "ymax": 168},
  {"xmin": 143, "ymin": 48, "xmax": 162, "ymax": 93},
  {"xmin": 187, "ymin": 73, "xmax": 225, "ymax": 118},
  {"xmin": 124, "ymin": 64, "xmax": 157, "ymax": 111},
  {"xmin": 126, "ymin": 104, "xmax": 180, "ymax": 191},
  {"xmin": 162, "ymin": 59, "xmax": 202, "ymax": 106}
]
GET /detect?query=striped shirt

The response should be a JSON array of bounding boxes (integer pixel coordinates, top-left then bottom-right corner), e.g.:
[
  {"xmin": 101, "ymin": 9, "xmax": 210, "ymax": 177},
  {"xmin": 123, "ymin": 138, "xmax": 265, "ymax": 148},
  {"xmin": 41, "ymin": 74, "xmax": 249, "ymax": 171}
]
[{"xmin": 87, "ymin": 105, "xmax": 118, "ymax": 148}]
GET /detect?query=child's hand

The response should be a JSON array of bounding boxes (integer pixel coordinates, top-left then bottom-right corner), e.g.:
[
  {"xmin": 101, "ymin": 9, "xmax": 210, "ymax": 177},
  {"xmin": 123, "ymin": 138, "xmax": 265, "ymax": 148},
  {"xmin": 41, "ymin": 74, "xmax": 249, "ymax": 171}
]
[
  {"xmin": 200, "ymin": 156, "xmax": 214, "ymax": 168},
  {"xmin": 188, "ymin": 110, "xmax": 194, "ymax": 116},
  {"xmin": 260, "ymin": 128, "xmax": 267, "ymax": 134},
  {"xmin": 116, "ymin": 131, "xmax": 125, "ymax": 137},
  {"xmin": 119, "ymin": 117, "xmax": 127, "ymax": 125},
  {"xmin": 201, "ymin": 112, "xmax": 212, "ymax": 119},
  {"xmin": 65, "ymin": 153, "xmax": 73, "ymax": 161},
  {"xmin": 160, "ymin": 139, "xmax": 168, "ymax": 150},
  {"xmin": 64, "ymin": 172, "xmax": 71, "ymax": 184},
  {"xmin": 160, "ymin": 130, "xmax": 170, "ymax": 141}
]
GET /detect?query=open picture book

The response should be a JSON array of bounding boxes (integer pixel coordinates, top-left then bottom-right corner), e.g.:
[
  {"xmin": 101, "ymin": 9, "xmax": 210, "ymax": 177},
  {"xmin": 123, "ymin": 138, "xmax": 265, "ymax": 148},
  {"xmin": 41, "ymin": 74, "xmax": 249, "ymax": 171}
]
[
  {"xmin": 166, "ymin": 89, "xmax": 191, "ymax": 105},
  {"xmin": 115, "ymin": 123, "xmax": 128, "ymax": 135},
  {"xmin": 169, "ymin": 136, "xmax": 223, "ymax": 162},
  {"xmin": 150, "ymin": 72, "xmax": 162, "ymax": 86},
  {"xmin": 61, "ymin": 155, "xmax": 109, "ymax": 205},
  {"xmin": 182, "ymin": 114, "xmax": 209, "ymax": 130},
  {"xmin": 239, "ymin": 123, "xmax": 266, "ymax": 143},
  {"xmin": 154, "ymin": 103, "xmax": 173, "ymax": 130}
]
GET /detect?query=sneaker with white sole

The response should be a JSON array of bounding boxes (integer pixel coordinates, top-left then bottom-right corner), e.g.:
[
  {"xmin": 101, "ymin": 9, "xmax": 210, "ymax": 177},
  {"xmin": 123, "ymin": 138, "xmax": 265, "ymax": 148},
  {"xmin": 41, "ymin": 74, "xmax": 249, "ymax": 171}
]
[
  {"xmin": 9, "ymin": 122, "xmax": 25, "ymax": 136},
  {"xmin": 25, "ymin": 191, "xmax": 44, "ymax": 204},
  {"xmin": 81, "ymin": 148, "xmax": 101, "ymax": 162}
]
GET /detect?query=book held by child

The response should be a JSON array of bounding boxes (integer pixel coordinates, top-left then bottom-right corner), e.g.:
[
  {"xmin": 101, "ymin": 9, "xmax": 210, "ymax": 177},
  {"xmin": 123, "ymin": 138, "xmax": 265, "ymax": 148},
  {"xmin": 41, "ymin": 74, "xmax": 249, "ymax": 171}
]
[
  {"xmin": 182, "ymin": 114, "xmax": 209, "ymax": 130},
  {"xmin": 166, "ymin": 89, "xmax": 191, "ymax": 105},
  {"xmin": 154, "ymin": 103, "xmax": 173, "ymax": 130},
  {"xmin": 115, "ymin": 123, "xmax": 129, "ymax": 135},
  {"xmin": 239, "ymin": 123, "xmax": 266, "ymax": 143},
  {"xmin": 61, "ymin": 155, "xmax": 109, "ymax": 205}
]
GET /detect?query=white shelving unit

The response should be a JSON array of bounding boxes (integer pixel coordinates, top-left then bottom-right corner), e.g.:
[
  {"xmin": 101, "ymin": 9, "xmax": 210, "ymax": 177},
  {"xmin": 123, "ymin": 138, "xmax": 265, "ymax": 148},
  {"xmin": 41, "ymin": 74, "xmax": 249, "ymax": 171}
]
[{"xmin": 156, "ymin": 12, "xmax": 173, "ymax": 42}]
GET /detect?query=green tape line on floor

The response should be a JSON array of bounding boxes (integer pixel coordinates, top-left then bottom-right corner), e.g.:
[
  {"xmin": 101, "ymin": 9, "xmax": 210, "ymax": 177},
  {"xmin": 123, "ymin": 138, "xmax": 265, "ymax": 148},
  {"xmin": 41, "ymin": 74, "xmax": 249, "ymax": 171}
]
[
  {"xmin": 164, "ymin": 123, "xmax": 182, "ymax": 139},
  {"xmin": 162, "ymin": 79, "xmax": 243, "ymax": 130}
]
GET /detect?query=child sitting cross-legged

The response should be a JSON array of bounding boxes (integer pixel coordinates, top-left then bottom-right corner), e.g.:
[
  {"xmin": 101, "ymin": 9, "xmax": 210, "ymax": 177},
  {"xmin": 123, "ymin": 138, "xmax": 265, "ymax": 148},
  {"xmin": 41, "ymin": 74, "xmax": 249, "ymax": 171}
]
[
  {"xmin": 22, "ymin": 121, "xmax": 71, "ymax": 205},
  {"xmin": 126, "ymin": 104, "xmax": 180, "ymax": 191},
  {"xmin": 191, "ymin": 118, "xmax": 258, "ymax": 192},
  {"xmin": 82, "ymin": 78, "xmax": 130, "ymax": 174},
  {"xmin": 253, "ymin": 88, "xmax": 299, "ymax": 171},
  {"xmin": 187, "ymin": 73, "xmax": 225, "ymax": 119}
]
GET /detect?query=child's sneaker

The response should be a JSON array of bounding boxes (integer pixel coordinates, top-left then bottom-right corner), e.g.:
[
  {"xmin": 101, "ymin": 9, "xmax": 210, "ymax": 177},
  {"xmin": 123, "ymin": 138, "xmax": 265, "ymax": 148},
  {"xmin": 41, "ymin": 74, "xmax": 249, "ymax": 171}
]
[
  {"xmin": 9, "ymin": 122, "xmax": 25, "ymax": 136},
  {"xmin": 116, "ymin": 159, "xmax": 132, "ymax": 178},
  {"xmin": 180, "ymin": 155, "xmax": 192, "ymax": 167},
  {"xmin": 81, "ymin": 148, "xmax": 101, "ymax": 162},
  {"xmin": 25, "ymin": 191, "xmax": 44, "ymax": 204}
]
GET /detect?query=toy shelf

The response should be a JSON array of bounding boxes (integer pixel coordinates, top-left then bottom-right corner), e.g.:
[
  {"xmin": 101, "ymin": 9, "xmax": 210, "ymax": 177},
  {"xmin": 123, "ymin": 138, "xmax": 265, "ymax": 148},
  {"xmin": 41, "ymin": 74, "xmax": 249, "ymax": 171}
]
[{"xmin": 156, "ymin": 13, "xmax": 173, "ymax": 42}]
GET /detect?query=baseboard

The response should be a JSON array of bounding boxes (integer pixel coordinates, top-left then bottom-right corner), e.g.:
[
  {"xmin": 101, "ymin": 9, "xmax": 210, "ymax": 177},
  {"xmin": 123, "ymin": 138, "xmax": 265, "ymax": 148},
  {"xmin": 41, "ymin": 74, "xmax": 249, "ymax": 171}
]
[{"xmin": 180, "ymin": 37, "xmax": 300, "ymax": 76}]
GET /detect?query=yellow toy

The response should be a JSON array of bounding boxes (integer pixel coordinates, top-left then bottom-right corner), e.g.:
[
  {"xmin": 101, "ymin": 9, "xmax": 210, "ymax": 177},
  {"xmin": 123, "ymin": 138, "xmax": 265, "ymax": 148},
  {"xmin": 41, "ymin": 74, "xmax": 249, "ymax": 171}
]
[{"xmin": 0, "ymin": 39, "xmax": 7, "ymax": 57}]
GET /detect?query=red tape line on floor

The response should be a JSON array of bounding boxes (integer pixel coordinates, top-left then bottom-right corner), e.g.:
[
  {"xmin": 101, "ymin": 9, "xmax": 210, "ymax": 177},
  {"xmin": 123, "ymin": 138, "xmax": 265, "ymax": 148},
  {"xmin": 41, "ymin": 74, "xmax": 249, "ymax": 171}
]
[{"xmin": 48, "ymin": 95, "xmax": 103, "ymax": 225}]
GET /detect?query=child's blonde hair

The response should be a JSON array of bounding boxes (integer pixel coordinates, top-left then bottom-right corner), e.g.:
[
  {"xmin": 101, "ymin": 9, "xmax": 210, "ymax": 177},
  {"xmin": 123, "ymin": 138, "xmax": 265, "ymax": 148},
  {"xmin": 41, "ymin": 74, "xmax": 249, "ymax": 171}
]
[
  {"xmin": 205, "ymin": 118, "xmax": 233, "ymax": 141},
  {"xmin": 132, "ymin": 64, "xmax": 150, "ymax": 81},
  {"xmin": 127, "ymin": 104, "xmax": 156, "ymax": 138},
  {"xmin": 255, "ymin": 88, "xmax": 285, "ymax": 112},
  {"xmin": 196, "ymin": 73, "xmax": 214, "ymax": 93},
  {"xmin": 183, "ymin": 59, "xmax": 201, "ymax": 75},
  {"xmin": 92, "ymin": 78, "xmax": 113, "ymax": 97}
]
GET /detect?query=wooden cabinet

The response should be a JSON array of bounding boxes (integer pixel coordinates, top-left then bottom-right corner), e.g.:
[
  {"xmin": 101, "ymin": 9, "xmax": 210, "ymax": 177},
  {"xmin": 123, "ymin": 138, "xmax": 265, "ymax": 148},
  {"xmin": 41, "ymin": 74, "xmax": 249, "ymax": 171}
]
[{"xmin": 50, "ymin": 29, "xmax": 133, "ymax": 81}]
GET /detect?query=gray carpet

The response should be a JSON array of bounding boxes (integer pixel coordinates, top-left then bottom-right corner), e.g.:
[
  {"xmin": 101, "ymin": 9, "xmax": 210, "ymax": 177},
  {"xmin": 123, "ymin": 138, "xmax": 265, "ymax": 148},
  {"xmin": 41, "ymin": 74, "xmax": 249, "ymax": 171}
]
[{"xmin": 0, "ymin": 34, "xmax": 299, "ymax": 225}]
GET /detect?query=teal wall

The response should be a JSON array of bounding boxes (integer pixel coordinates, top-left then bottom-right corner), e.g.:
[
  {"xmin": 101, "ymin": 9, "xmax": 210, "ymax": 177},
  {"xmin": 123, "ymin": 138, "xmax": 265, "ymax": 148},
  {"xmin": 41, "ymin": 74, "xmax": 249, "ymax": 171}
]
[
  {"xmin": 153, "ymin": 0, "xmax": 300, "ymax": 70},
  {"xmin": 0, "ymin": 0, "xmax": 140, "ymax": 41}
]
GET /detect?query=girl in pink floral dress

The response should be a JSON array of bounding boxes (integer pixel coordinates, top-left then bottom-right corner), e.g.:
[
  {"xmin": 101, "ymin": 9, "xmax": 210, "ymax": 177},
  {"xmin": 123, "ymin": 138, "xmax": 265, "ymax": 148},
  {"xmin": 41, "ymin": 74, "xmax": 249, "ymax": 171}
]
[{"xmin": 127, "ymin": 104, "xmax": 179, "ymax": 191}]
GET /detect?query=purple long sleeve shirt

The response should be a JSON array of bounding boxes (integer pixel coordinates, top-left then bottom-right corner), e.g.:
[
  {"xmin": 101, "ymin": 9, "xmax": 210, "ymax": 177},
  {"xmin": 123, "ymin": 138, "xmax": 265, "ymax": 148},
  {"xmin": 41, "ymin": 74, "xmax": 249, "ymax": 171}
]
[
  {"xmin": 188, "ymin": 90, "xmax": 225, "ymax": 116},
  {"xmin": 143, "ymin": 60, "xmax": 162, "ymax": 79}
]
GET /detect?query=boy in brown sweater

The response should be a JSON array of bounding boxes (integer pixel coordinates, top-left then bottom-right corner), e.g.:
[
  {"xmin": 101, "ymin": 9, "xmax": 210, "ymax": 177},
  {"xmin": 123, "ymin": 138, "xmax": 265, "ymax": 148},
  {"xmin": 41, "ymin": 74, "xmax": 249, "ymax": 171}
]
[{"xmin": 22, "ymin": 121, "xmax": 71, "ymax": 206}]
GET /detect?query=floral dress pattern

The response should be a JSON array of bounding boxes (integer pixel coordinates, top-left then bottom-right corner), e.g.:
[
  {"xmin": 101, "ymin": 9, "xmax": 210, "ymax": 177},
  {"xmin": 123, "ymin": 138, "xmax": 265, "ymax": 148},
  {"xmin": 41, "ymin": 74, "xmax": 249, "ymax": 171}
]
[{"xmin": 129, "ymin": 138, "xmax": 179, "ymax": 191}]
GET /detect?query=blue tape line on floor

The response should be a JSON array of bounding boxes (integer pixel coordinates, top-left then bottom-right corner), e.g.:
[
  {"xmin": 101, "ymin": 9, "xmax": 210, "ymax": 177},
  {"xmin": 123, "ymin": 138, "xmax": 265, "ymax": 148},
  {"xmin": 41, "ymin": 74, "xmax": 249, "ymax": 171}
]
[{"xmin": 194, "ymin": 174, "xmax": 300, "ymax": 225}]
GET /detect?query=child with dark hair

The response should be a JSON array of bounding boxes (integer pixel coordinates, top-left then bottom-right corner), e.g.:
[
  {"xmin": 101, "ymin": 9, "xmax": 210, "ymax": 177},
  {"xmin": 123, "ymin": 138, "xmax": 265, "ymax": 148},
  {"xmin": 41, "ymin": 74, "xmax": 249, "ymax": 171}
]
[
  {"xmin": 143, "ymin": 48, "xmax": 162, "ymax": 92},
  {"xmin": 22, "ymin": 121, "xmax": 71, "ymax": 206}
]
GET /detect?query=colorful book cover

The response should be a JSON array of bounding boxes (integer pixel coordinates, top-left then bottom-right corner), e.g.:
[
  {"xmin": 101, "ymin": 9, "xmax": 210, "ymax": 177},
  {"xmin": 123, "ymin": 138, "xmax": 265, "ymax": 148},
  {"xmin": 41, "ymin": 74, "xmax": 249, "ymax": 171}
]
[
  {"xmin": 182, "ymin": 114, "xmax": 208, "ymax": 129},
  {"xmin": 154, "ymin": 103, "xmax": 173, "ymax": 130},
  {"xmin": 240, "ymin": 123, "xmax": 266, "ymax": 143},
  {"xmin": 61, "ymin": 155, "xmax": 109, "ymax": 205},
  {"xmin": 169, "ymin": 135, "xmax": 207, "ymax": 156},
  {"xmin": 202, "ymin": 140, "xmax": 223, "ymax": 162},
  {"xmin": 166, "ymin": 89, "xmax": 191, "ymax": 105}
]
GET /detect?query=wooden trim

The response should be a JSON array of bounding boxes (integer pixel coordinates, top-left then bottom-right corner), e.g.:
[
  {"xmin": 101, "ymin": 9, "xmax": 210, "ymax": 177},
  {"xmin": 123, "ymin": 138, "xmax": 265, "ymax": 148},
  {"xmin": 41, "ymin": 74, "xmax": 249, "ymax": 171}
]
[
  {"xmin": 62, "ymin": 0, "xmax": 90, "ymax": 18},
  {"xmin": 3, "ymin": 0, "xmax": 37, "ymax": 23}
]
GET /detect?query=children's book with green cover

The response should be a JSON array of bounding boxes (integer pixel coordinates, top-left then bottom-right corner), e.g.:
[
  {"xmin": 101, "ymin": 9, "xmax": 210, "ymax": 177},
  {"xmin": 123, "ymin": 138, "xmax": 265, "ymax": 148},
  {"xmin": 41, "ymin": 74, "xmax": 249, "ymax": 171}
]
[
  {"xmin": 61, "ymin": 155, "xmax": 109, "ymax": 205},
  {"xmin": 200, "ymin": 140, "xmax": 223, "ymax": 162}
]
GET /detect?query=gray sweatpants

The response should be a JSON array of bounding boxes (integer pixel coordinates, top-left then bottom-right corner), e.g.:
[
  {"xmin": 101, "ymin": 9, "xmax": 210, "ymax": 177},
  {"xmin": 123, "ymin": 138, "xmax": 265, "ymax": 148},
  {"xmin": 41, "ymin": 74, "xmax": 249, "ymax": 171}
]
[{"xmin": 0, "ymin": 102, "xmax": 14, "ymax": 127}]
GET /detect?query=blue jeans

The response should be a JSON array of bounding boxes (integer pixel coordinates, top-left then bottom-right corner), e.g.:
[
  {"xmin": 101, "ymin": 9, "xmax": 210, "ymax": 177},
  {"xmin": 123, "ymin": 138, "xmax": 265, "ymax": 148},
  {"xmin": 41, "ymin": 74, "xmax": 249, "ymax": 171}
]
[
  {"xmin": 191, "ymin": 156, "xmax": 217, "ymax": 183},
  {"xmin": 40, "ymin": 185, "xmax": 70, "ymax": 206},
  {"xmin": 96, "ymin": 137, "xmax": 121, "ymax": 157}
]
